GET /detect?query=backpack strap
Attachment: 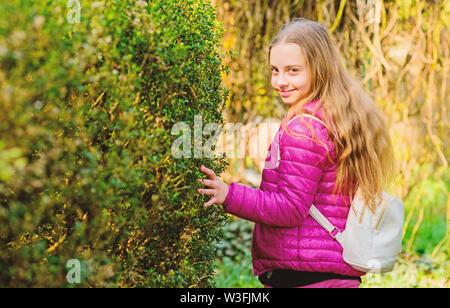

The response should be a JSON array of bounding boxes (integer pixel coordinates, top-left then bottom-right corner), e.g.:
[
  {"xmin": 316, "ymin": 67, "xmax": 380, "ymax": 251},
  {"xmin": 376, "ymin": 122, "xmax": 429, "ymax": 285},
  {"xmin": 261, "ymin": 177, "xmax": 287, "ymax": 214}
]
[
  {"xmin": 309, "ymin": 205, "xmax": 344, "ymax": 246},
  {"xmin": 299, "ymin": 113, "xmax": 327, "ymax": 128},
  {"xmin": 276, "ymin": 113, "xmax": 328, "ymax": 168},
  {"xmin": 279, "ymin": 113, "xmax": 328, "ymax": 140},
  {"xmin": 277, "ymin": 114, "xmax": 344, "ymax": 244}
]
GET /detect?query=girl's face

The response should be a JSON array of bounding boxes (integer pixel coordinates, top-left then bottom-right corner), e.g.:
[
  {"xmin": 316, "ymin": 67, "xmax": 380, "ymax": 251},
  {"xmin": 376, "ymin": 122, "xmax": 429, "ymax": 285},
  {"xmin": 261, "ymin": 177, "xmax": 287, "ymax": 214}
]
[{"xmin": 270, "ymin": 42, "xmax": 312, "ymax": 105}]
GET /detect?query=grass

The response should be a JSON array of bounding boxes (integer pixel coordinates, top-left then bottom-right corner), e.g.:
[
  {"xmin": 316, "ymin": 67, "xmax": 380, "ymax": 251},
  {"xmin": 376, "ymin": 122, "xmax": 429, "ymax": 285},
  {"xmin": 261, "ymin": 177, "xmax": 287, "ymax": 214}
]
[
  {"xmin": 214, "ymin": 252, "xmax": 261, "ymax": 288},
  {"xmin": 361, "ymin": 253, "xmax": 448, "ymax": 288}
]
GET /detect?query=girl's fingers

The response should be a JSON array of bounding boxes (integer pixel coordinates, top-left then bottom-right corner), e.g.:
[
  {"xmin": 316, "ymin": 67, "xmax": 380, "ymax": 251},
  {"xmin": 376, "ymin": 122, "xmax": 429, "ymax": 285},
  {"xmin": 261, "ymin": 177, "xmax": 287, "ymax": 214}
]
[
  {"xmin": 204, "ymin": 197, "xmax": 217, "ymax": 207},
  {"xmin": 200, "ymin": 165, "xmax": 217, "ymax": 179},
  {"xmin": 198, "ymin": 165, "xmax": 219, "ymax": 207},
  {"xmin": 197, "ymin": 188, "xmax": 216, "ymax": 197},
  {"xmin": 198, "ymin": 178, "xmax": 215, "ymax": 188}
]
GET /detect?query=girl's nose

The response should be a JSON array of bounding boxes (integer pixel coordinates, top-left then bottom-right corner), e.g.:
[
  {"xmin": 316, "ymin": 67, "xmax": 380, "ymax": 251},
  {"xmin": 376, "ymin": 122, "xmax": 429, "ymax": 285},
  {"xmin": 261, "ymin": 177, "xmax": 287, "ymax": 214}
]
[{"xmin": 276, "ymin": 74, "xmax": 288, "ymax": 87}]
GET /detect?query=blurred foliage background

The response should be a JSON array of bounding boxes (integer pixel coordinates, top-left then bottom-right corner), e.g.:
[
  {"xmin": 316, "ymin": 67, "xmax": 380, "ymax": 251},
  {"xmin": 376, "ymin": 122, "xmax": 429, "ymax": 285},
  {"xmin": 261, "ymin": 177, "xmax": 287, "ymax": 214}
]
[
  {"xmin": 0, "ymin": 0, "xmax": 448, "ymax": 288},
  {"xmin": 212, "ymin": 0, "xmax": 449, "ymax": 288}
]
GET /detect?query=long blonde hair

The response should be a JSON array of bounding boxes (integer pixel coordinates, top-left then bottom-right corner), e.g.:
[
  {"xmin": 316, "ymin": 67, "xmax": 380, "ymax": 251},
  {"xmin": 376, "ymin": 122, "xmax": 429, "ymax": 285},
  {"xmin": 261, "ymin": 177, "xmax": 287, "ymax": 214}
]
[{"xmin": 269, "ymin": 18, "xmax": 396, "ymax": 212}]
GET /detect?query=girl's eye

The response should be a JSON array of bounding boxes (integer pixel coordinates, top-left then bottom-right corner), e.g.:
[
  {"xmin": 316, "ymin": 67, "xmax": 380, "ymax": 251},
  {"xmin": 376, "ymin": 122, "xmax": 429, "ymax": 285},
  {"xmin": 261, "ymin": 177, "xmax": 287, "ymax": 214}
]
[{"xmin": 270, "ymin": 67, "xmax": 299, "ymax": 73}]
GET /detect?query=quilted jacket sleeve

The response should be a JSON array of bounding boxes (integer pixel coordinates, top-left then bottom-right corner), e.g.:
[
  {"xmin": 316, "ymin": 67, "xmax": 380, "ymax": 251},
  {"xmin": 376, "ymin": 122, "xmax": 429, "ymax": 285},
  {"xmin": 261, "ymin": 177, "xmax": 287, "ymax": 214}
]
[{"xmin": 222, "ymin": 118, "xmax": 332, "ymax": 227}]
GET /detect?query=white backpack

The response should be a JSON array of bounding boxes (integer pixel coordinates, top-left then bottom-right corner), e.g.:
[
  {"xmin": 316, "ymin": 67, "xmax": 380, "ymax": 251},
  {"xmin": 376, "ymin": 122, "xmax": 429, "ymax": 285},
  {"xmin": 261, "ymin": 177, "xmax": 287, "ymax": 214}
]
[
  {"xmin": 278, "ymin": 114, "xmax": 405, "ymax": 273},
  {"xmin": 309, "ymin": 191, "xmax": 404, "ymax": 273}
]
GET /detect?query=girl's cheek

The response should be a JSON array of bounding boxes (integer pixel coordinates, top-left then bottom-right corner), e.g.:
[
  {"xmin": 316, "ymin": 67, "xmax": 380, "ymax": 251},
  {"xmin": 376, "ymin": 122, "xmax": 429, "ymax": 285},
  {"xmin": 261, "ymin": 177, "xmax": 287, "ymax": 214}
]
[
  {"xmin": 271, "ymin": 76, "xmax": 277, "ymax": 87},
  {"xmin": 296, "ymin": 75, "xmax": 310, "ymax": 88}
]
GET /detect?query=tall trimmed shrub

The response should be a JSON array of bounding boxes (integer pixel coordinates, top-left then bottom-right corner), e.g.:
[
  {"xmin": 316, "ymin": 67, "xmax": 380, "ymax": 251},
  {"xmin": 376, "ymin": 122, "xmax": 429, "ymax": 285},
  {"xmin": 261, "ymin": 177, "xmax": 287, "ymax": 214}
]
[{"xmin": 0, "ymin": 0, "xmax": 228, "ymax": 287}]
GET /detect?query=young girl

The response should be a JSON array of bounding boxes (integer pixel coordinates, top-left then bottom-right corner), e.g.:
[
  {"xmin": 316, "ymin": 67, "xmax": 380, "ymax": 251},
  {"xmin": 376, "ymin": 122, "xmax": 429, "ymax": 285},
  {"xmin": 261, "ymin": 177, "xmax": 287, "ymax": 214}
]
[{"xmin": 197, "ymin": 18, "xmax": 395, "ymax": 288}]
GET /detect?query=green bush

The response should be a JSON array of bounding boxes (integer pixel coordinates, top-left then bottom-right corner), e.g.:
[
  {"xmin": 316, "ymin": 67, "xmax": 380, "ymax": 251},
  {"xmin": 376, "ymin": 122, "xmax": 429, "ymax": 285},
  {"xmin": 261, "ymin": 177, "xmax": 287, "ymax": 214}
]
[
  {"xmin": 0, "ymin": 0, "xmax": 228, "ymax": 287},
  {"xmin": 217, "ymin": 219, "xmax": 253, "ymax": 260}
]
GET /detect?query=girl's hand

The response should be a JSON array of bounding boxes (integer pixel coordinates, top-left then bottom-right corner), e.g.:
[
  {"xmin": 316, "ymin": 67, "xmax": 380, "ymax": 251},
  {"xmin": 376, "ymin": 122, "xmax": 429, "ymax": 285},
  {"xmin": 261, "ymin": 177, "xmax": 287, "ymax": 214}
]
[{"xmin": 197, "ymin": 165, "xmax": 229, "ymax": 207}]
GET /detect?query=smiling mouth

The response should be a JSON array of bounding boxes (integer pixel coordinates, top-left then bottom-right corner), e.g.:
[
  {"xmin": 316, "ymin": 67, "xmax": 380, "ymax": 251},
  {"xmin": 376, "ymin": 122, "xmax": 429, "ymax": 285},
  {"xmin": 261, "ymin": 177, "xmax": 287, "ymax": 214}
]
[{"xmin": 279, "ymin": 89, "xmax": 295, "ymax": 96}]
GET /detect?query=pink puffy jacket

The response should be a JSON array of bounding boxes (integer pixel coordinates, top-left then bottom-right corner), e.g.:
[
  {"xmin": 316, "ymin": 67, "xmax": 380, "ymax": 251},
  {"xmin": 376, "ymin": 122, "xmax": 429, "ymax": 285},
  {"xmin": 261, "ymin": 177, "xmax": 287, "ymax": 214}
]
[{"xmin": 223, "ymin": 100, "xmax": 364, "ymax": 277}]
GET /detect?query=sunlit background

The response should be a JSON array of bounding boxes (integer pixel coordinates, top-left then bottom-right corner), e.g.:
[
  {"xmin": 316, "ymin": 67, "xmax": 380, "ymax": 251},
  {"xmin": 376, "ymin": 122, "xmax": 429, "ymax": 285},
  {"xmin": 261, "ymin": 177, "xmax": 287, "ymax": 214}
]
[{"xmin": 213, "ymin": 0, "xmax": 448, "ymax": 288}]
